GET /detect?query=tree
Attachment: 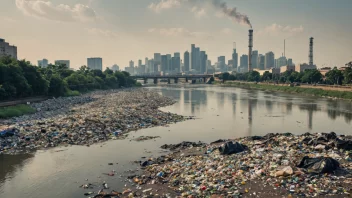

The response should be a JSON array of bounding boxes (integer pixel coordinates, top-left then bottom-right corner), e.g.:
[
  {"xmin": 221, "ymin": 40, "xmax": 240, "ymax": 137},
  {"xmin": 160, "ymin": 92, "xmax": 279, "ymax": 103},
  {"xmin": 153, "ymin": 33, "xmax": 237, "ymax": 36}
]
[
  {"xmin": 48, "ymin": 75, "xmax": 68, "ymax": 97},
  {"xmin": 343, "ymin": 67, "xmax": 352, "ymax": 84},
  {"xmin": 261, "ymin": 71, "xmax": 272, "ymax": 82},
  {"xmin": 220, "ymin": 72, "xmax": 230, "ymax": 81},
  {"xmin": 325, "ymin": 67, "xmax": 344, "ymax": 85},
  {"xmin": 247, "ymin": 71, "xmax": 260, "ymax": 82},
  {"xmin": 301, "ymin": 69, "xmax": 322, "ymax": 84}
]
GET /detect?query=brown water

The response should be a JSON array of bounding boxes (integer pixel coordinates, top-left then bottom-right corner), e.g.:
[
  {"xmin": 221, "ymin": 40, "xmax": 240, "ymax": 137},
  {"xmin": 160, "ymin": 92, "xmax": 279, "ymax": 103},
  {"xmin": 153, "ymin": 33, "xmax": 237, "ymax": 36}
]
[{"xmin": 1, "ymin": 85, "xmax": 351, "ymax": 198}]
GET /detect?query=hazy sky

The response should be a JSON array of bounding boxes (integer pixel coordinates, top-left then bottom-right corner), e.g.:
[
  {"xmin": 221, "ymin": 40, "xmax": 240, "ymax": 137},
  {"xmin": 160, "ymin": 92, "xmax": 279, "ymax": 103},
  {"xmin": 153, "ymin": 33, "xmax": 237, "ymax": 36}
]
[{"xmin": 0, "ymin": 0, "xmax": 351, "ymax": 70}]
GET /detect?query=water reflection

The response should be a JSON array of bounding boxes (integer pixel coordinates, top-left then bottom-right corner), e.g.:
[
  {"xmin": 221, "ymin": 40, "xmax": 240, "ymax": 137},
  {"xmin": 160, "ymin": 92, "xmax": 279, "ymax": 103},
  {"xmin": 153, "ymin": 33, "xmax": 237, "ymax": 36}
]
[
  {"xmin": 151, "ymin": 85, "xmax": 352, "ymax": 134},
  {"xmin": 0, "ymin": 153, "xmax": 33, "ymax": 188}
]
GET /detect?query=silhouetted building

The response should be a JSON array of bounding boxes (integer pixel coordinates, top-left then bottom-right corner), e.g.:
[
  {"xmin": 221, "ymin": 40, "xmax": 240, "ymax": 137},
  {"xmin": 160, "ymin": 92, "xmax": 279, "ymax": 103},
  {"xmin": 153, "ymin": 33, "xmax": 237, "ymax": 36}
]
[
  {"xmin": 161, "ymin": 55, "xmax": 168, "ymax": 73},
  {"xmin": 252, "ymin": 50, "xmax": 258, "ymax": 69},
  {"xmin": 111, "ymin": 64, "xmax": 119, "ymax": 72},
  {"xmin": 55, "ymin": 60, "xmax": 70, "ymax": 68},
  {"xmin": 38, "ymin": 59, "xmax": 49, "ymax": 68},
  {"xmin": 265, "ymin": 51, "xmax": 275, "ymax": 69},
  {"xmin": 184, "ymin": 51, "xmax": 190, "ymax": 72},
  {"xmin": 232, "ymin": 48, "xmax": 238, "ymax": 70},
  {"xmin": 218, "ymin": 56, "xmax": 226, "ymax": 72},
  {"xmin": 240, "ymin": 54, "xmax": 248, "ymax": 72},
  {"xmin": 87, "ymin": 57, "xmax": 102, "ymax": 70},
  {"xmin": 200, "ymin": 51, "xmax": 207, "ymax": 74},
  {"xmin": 258, "ymin": 54, "xmax": 265, "ymax": 70},
  {"xmin": 0, "ymin": 38, "xmax": 17, "ymax": 59}
]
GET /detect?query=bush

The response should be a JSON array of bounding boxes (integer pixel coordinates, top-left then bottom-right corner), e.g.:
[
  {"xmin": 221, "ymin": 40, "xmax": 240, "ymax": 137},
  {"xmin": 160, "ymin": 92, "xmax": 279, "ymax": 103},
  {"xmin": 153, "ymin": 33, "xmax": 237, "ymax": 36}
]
[
  {"xmin": 0, "ymin": 104, "xmax": 36, "ymax": 119},
  {"xmin": 64, "ymin": 90, "xmax": 81, "ymax": 97}
]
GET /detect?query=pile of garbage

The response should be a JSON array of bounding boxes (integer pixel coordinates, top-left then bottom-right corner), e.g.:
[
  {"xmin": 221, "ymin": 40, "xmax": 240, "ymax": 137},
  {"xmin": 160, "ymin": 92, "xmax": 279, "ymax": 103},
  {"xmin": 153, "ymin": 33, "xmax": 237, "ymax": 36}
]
[
  {"xmin": 129, "ymin": 132, "xmax": 352, "ymax": 197},
  {"xmin": 0, "ymin": 89, "xmax": 187, "ymax": 154}
]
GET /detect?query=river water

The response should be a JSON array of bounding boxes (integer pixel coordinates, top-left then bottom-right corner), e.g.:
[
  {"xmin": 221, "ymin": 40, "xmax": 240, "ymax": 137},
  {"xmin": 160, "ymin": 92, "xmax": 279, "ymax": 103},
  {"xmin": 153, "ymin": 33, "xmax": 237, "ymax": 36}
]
[{"xmin": 1, "ymin": 85, "xmax": 352, "ymax": 198}]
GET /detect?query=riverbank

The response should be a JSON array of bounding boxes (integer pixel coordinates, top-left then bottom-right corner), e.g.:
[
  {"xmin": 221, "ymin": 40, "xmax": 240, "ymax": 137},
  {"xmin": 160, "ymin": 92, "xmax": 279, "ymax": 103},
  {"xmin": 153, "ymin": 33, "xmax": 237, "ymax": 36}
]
[
  {"xmin": 221, "ymin": 81, "xmax": 352, "ymax": 101},
  {"xmin": 0, "ymin": 88, "xmax": 189, "ymax": 154},
  {"xmin": 113, "ymin": 132, "xmax": 352, "ymax": 198}
]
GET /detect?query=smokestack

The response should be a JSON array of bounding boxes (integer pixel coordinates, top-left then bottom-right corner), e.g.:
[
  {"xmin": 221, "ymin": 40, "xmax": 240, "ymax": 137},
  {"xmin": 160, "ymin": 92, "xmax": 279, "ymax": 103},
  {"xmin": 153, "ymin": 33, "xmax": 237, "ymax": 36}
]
[
  {"xmin": 248, "ymin": 29, "xmax": 253, "ymax": 71},
  {"xmin": 309, "ymin": 37, "xmax": 314, "ymax": 65}
]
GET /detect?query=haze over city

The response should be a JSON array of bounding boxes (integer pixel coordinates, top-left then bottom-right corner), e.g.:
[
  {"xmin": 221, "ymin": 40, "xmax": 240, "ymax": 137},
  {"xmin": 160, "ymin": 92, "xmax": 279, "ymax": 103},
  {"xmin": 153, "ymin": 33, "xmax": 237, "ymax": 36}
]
[{"xmin": 0, "ymin": 0, "xmax": 351, "ymax": 70}]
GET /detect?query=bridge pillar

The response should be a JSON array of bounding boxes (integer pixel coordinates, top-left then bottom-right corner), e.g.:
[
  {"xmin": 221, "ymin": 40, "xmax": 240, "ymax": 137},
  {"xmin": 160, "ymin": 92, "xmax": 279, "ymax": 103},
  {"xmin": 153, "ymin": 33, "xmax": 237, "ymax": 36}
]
[
  {"xmin": 185, "ymin": 78, "xmax": 188, "ymax": 83},
  {"xmin": 144, "ymin": 78, "xmax": 148, "ymax": 84},
  {"xmin": 203, "ymin": 77, "xmax": 206, "ymax": 83},
  {"xmin": 174, "ymin": 78, "xmax": 178, "ymax": 84},
  {"xmin": 153, "ymin": 78, "xmax": 158, "ymax": 84},
  {"xmin": 167, "ymin": 78, "xmax": 171, "ymax": 84}
]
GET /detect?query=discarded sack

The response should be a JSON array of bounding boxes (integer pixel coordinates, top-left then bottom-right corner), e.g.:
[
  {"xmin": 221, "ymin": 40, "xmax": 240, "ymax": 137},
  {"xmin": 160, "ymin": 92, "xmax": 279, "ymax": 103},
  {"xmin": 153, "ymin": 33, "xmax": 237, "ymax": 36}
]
[
  {"xmin": 219, "ymin": 141, "xmax": 247, "ymax": 155},
  {"xmin": 297, "ymin": 156, "xmax": 340, "ymax": 174},
  {"xmin": 336, "ymin": 138, "xmax": 352, "ymax": 150}
]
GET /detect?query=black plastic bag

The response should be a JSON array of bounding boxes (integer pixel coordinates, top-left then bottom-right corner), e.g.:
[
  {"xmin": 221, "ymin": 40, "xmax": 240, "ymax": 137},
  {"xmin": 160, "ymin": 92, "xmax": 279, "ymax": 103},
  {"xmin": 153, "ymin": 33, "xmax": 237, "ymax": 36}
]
[
  {"xmin": 297, "ymin": 156, "xmax": 340, "ymax": 174},
  {"xmin": 219, "ymin": 141, "xmax": 247, "ymax": 155},
  {"xmin": 336, "ymin": 138, "xmax": 352, "ymax": 150}
]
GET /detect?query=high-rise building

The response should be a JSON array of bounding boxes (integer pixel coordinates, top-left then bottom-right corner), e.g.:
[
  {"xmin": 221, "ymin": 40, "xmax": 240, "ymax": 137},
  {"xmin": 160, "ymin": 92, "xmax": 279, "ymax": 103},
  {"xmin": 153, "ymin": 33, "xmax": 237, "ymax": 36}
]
[
  {"xmin": 166, "ymin": 54, "xmax": 172, "ymax": 72},
  {"xmin": 38, "ymin": 59, "xmax": 49, "ymax": 68},
  {"xmin": 240, "ymin": 54, "xmax": 248, "ymax": 68},
  {"xmin": 0, "ymin": 38, "xmax": 17, "ymax": 59},
  {"xmin": 206, "ymin": 60, "xmax": 211, "ymax": 69},
  {"xmin": 55, "ymin": 60, "xmax": 70, "ymax": 68},
  {"xmin": 191, "ymin": 44, "xmax": 196, "ymax": 71},
  {"xmin": 264, "ymin": 51, "xmax": 275, "ymax": 69},
  {"xmin": 145, "ymin": 57, "xmax": 148, "ymax": 66},
  {"xmin": 195, "ymin": 47, "xmax": 200, "ymax": 72},
  {"xmin": 200, "ymin": 51, "xmax": 207, "ymax": 74},
  {"xmin": 147, "ymin": 59, "xmax": 154, "ymax": 73},
  {"xmin": 129, "ymin": 60, "xmax": 134, "ymax": 68},
  {"xmin": 251, "ymin": 50, "xmax": 258, "ymax": 69},
  {"xmin": 111, "ymin": 64, "xmax": 120, "ymax": 72},
  {"xmin": 87, "ymin": 58, "xmax": 103, "ymax": 70},
  {"xmin": 171, "ymin": 56, "xmax": 181, "ymax": 73},
  {"xmin": 138, "ymin": 59, "xmax": 142, "ymax": 67},
  {"xmin": 184, "ymin": 51, "xmax": 190, "ymax": 72},
  {"xmin": 217, "ymin": 56, "xmax": 226, "ymax": 72},
  {"xmin": 258, "ymin": 54, "xmax": 265, "ymax": 70},
  {"xmin": 154, "ymin": 53, "xmax": 161, "ymax": 65},
  {"xmin": 161, "ymin": 55, "xmax": 168, "ymax": 73},
  {"xmin": 232, "ymin": 48, "xmax": 238, "ymax": 70},
  {"xmin": 276, "ymin": 55, "xmax": 287, "ymax": 68},
  {"xmin": 288, "ymin": 58, "xmax": 293, "ymax": 66},
  {"xmin": 174, "ymin": 52, "xmax": 180, "ymax": 58}
]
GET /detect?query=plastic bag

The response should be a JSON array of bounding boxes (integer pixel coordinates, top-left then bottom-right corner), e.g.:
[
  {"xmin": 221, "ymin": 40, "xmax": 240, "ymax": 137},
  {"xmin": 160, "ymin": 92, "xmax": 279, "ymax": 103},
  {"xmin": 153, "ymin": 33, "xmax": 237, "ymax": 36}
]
[
  {"xmin": 218, "ymin": 141, "xmax": 247, "ymax": 155},
  {"xmin": 297, "ymin": 156, "xmax": 340, "ymax": 174}
]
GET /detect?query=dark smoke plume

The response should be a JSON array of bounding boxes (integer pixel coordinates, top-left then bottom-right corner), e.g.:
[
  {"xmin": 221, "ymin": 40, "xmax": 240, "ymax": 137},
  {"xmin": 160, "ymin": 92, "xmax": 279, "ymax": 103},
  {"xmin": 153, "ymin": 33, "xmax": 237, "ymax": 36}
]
[{"xmin": 211, "ymin": 0, "xmax": 252, "ymax": 28}]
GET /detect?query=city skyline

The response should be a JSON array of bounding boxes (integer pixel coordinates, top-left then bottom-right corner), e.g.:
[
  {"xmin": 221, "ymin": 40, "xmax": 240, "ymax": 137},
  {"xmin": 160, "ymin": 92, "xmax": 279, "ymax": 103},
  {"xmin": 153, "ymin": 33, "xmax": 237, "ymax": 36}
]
[{"xmin": 0, "ymin": 0, "xmax": 351, "ymax": 69}]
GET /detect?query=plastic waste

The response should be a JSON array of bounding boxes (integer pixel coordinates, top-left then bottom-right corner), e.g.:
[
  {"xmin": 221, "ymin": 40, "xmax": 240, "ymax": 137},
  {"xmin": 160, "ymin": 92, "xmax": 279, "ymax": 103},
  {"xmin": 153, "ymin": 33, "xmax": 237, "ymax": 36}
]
[
  {"xmin": 218, "ymin": 141, "xmax": 247, "ymax": 155},
  {"xmin": 297, "ymin": 156, "xmax": 340, "ymax": 174}
]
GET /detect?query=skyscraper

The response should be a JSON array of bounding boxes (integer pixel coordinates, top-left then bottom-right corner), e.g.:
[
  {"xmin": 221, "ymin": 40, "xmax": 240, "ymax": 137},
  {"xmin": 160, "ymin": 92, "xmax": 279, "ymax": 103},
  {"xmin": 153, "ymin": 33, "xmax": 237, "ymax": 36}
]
[
  {"xmin": 184, "ymin": 51, "xmax": 190, "ymax": 72},
  {"xmin": 129, "ymin": 60, "xmax": 134, "ymax": 68},
  {"xmin": 276, "ymin": 55, "xmax": 287, "ymax": 68},
  {"xmin": 240, "ymin": 54, "xmax": 248, "ymax": 68},
  {"xmin": 218, "ymin": 56, "xmax": 226, "ymax": 72},
  {"xmin": 232, "ymin": 48, "xmax": 238, "ymax": 70},
  {"xmin": 258, "ymin": 54, "xmax": 265, "ymax": 70},
  {"xmin": 264, "ymin": 51, "xmax": 275, "ymax": 69},
  {"xmin": 38, "ymin": 59, "xmax": 49, "ymax": 68},
  {"xmin": 166, "ymin": 54, "xmax": 171, "ymax": 72},
  {"xmin": 195, "ymin": 47, "xmax": 200, "ymax": 72},
  {"xmin": 174, "ymin": 52, "xmax": 180, "ymax": 58},
  {"xmin": 191, "ymin": 44, "xmax": 196, "ymax": 71},
  {"xmin": 200, "ymin": 51, "xmax": 207, "ymax": 74},
  {"xmin": 288, "ymin": 58, "xmax": 293, "ymax": 66},
  {"xmin": 161, "ymin": 55, "xmax": 168, "ymax": 73},
  {"xmin": 87, "ymin": 57, "xmax": 103, "ymax": 70},
  {"xmin": 138, "ymin": 59, "xmax": 142, "ymax": 67},
  {"xmin": 251, "ymin": 50, "xmax": 258, "ymax": 69},
  {"xmin": 154, "ymin": 53, "xmax": 161, "ymax": 65}
]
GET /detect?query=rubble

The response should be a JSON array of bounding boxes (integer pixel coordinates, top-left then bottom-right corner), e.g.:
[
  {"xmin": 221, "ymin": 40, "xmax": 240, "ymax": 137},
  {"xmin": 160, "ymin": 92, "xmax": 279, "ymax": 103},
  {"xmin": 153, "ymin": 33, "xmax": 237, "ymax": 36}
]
[
  {"xmin": 0, "ymin": 89, "xmax": 188, "ymax": 154},
  {"xmin": 127, "ymin": 132, "xmax": 352, "ymax": 197}
]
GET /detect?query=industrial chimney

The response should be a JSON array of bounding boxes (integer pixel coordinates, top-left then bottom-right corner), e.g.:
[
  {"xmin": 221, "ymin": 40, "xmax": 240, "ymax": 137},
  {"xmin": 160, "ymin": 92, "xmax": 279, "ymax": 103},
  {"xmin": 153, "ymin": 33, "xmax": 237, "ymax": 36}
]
[
  {"xmin": 248, "ymin": 29, "xmax": 253, "ymax": 71},
  {"xmin": 309, "ymin": 37, "xmax": 314, "ymax": 65}
]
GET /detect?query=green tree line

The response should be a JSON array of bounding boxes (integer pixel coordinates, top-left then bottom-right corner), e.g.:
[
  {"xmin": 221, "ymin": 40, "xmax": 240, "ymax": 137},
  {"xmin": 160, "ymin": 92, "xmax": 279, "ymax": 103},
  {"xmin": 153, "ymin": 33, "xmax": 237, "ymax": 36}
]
[
  {"xmin": 0, "ymin": 56, "xmax": 139, "ymax": 100},
  {"xmin": 219, "ymin": 62, "xmax": 352, "ymax": 85}
]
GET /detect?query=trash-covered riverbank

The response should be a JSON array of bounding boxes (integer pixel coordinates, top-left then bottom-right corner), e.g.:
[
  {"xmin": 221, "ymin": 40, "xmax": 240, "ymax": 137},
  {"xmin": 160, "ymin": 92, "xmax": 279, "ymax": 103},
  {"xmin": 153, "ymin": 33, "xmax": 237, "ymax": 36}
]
[
  {"xmin": 0, "ymin": 88, "xmax": 189, "ymax": 154},
  {"xmin": 110, "ymin": 132, "xmax": 352, "ymax": 198}
]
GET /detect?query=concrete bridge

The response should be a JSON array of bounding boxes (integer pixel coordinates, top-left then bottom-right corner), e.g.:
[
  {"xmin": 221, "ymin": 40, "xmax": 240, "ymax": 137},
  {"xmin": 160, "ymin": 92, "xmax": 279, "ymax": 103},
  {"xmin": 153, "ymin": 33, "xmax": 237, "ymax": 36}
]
[{"xmin": 132, "ymin": 74, "xmax": 213, "ymax": 84}]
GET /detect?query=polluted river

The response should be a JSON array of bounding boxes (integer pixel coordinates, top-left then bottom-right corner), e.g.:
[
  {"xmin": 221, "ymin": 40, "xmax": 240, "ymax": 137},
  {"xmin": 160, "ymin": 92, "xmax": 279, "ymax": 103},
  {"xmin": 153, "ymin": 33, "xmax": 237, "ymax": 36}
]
[{"xmin": 0, "ymin": 85, "xmax": 352, "ymax": 198}]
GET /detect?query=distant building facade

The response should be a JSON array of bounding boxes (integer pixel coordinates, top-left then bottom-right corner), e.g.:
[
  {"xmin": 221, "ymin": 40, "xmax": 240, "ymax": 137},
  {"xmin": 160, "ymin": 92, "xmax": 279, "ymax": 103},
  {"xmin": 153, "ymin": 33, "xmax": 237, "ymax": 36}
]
[
  {"xmin": 251, "ymin": 50, "xmax": 258, "ymax": 69},
  {"xmin": 296, "ymin": 63, "xmax": 317, "ymax": 72},
  {"xmin": 258, "ymin": 54, "xmax": 265, "ymax": 70},
  {"xmin": 111, "ymin": 64, "xmax": 120, "ymax": 72},
  {"xmin": 55, "ymin": 60, "xmax": 70, "ymax": 68},
  {"xmin": 38, "ymin": 59, "xmax": 49, "ymax": 68},
  {"xmin": 184, "ymin": 51, "xmax": 190, "ymax": 72},
  {"xmin": 87, "ymin": 57, "xmax": 103, "ymax": 70},
  {"xmin": 0, "ymin": 38, "xmax": 17, "ymax": 59},
  {"xmin": 265, "ymin": 51, "xmax": 275, "ymax": 69}
]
